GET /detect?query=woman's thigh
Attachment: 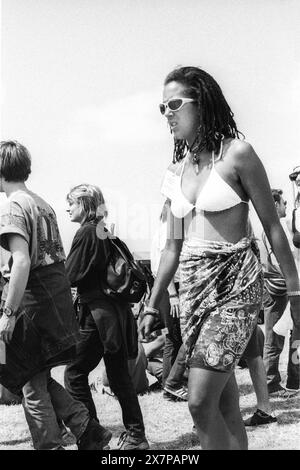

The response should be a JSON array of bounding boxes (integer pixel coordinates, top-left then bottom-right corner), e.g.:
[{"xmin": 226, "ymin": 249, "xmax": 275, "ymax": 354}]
[
  {"xmin": 219, "ymin": 372, "xmax": 241, "ymax": 414},
  {"xmin": 188, "ymin": 366, "xmax": 232, "ymax": 409}
]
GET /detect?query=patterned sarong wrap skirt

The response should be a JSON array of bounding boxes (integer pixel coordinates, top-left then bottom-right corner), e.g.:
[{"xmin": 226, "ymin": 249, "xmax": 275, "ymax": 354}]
[{"xmin": 179, "ymin": 237, "xmax": 264, "ymax": 372}]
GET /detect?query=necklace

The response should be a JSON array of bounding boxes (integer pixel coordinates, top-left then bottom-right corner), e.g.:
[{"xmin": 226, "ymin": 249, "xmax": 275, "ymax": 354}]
[
  {"xmin": 191, "ymin": 152, "xmax": 200, "ymax": 175},
  {"xmin": 189, "ymin": 136, "xmax": 204, "ymax": 175},
  {"xmin": 190, "ymin": 139, "xmax": 224, "ymax": 175},
  {"xmin": 190, "ymin": 150, "xmax": 208, "ymax": 175},
  {"xmin": 189, "ymin": 133, "xmax": 225, "ymax": 175}
]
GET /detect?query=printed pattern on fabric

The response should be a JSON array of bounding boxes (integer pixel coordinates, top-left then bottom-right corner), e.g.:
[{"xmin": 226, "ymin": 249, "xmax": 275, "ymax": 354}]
[
  {"xmin": 36, "ymin": 207, "xmax": 65, "ymax": 264},
  {"xmin": 0, "ymin": 212, "xmax": 28, "ymax": 238},
  {"xmin": 179, "ymin": 237, "xmax": 263, "ymax": 372},
  {"xmin": 0, "ymin": 192, "xmax": 65, "ymax": 275}
]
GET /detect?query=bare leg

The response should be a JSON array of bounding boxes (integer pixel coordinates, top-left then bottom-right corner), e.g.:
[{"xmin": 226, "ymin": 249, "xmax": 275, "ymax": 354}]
[
  {"xmin": 246, "ymin": 356, "xmax": 272, "ymax": 414},
  {"xmin": 219, "ymin": 373, "xmax": 248, "ymax": 449},
  {"xmin": 188, "ymin": 367, "xmax": 247, "ymax": 450}
]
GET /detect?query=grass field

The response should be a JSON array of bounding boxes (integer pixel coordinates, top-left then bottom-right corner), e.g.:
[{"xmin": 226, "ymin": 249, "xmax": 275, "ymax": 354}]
[{"xmin": 0, "ymin": 331, "xmax": 299, "ymax": 451}]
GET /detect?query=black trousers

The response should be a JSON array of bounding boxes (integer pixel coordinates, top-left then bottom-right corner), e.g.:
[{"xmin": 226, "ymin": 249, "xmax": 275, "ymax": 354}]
[{"xmin": 64, "ymin": 307, "xmax": 145, "ymax": 436}]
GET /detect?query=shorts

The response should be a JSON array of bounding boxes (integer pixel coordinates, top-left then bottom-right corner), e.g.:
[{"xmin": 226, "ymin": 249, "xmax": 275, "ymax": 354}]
[{"xmin": 242, "ymin": 325, "xmax": 264, "ymax": 360}]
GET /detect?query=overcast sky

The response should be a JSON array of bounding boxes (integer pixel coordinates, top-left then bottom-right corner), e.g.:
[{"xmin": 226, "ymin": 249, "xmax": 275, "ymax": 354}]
[{"xmin": 1, "ymin": 0, "xmax": 300, "ymax": 254}]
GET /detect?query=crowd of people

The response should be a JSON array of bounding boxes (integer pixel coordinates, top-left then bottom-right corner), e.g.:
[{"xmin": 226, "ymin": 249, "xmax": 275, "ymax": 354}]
[{"xmin": 0, "ymin": 65, "xmax": 299, "ymax": 451}]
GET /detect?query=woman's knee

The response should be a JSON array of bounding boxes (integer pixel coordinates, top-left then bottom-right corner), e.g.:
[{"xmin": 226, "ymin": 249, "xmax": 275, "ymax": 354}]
[{"xmin": 188, "ymin": 392, "xmax": 216, "ymax": 421}]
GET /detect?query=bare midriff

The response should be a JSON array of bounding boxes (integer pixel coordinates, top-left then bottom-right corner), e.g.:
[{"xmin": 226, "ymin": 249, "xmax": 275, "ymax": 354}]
[{"xmin": 183, "ymin": 203, "xmax": 249, "ymax": 244}]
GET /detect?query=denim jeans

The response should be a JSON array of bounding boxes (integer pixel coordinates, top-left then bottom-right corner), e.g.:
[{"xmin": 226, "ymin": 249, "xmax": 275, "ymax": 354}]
[
  {"xmin": 22, "ymin": 369, "xmax": 89, "ymax": 450},
  {"xmin": 263, "ymin": 293, "xmax": 299, "ymax": 391},
  {"xmin": 165, "ymin": 343, "xmax": 187, "ymax": 389},
  {"xmin": 64, "ymin": 309, "xmax": 145, "ymax": 436},
  {"xmin": 159, "ymin": 287, "xmax": 182, "ymax": 386}
]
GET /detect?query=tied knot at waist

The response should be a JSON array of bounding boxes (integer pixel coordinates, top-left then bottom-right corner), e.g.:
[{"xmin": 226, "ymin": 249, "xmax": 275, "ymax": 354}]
[{"xmin": 180, "ymin": 237, "xmax": 253, "ymax": 261}]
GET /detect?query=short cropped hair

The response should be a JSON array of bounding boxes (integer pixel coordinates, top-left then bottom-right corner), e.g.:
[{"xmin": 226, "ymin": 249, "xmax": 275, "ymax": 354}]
[
  {"xmin": 271, "ymin": 188, "xmax": 283, "ymax": 204},
  {"xmin": 67, "ymin": 184, "xmax": 107, "ymax": 224},
  {"xmin": 0, "ymin": 140, "xmax": 31, "ymax": 182}
]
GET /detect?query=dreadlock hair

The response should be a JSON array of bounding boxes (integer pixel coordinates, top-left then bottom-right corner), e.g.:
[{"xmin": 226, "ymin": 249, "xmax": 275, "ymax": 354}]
[{"xmin": 164, "ymin": 66, "xmax": 244, "ymax": 163}]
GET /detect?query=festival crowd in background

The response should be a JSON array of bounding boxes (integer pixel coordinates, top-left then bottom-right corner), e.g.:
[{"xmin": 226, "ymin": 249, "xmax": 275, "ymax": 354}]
[{"xmin": 0, "ymin": 66, "xmax": 299, "ymax": 451}]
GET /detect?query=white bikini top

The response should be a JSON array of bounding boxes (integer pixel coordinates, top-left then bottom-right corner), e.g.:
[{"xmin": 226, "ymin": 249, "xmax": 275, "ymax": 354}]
[{"xmin": 161, "ymin": 146, "xmax": 248, "ymax": 219}]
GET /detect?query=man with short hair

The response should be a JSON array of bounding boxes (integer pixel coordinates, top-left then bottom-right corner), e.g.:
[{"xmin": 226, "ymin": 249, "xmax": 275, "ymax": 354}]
[
  {"xmin": 262, "ymin": 189, "xmax": 299, "ymax": 397},
  {"xmin": 0, "ymin": 140, "xmax": 111, "ymax": 450}
]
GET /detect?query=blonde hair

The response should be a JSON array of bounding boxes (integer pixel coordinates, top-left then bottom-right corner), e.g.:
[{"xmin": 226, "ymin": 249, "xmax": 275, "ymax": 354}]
[{"xmin": 67, "ymin": 184, "xmax": 108, "ymax": 224}]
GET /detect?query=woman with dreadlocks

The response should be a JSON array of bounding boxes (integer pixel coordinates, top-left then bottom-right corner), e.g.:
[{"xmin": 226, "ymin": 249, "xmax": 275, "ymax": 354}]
[{"xmin": 139, "ymin": 66, "xmax": 300, "ymax": 449}]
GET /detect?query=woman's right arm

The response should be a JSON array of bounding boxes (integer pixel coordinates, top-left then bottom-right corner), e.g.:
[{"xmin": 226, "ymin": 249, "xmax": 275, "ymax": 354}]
[{"xmin": 139, "ymin": 204, "xmax": 183, "ymax": 338}]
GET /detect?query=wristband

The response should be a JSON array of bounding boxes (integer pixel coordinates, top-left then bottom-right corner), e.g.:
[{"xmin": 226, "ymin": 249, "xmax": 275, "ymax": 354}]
[
  {"xmin": 169, "ymin": 294, "xmax": 178, "ymax": 298},
  {"xmin": 287, "ymin": 291, "xmax": 300, "ymax": 297},
  {"xmin": 143, "ymin": 312, "xmax": 159, "ymax": 319},
  {"xmin": 1, "ymin": 306, "xmax": 16, "ymax": 317},
  {"xmin": 143, "ymin": 307, "xmax": 160, "ymax": 317}
]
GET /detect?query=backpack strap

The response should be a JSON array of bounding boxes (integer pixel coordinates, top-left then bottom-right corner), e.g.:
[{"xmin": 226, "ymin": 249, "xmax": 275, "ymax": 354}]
[{"xmin": 110, "ymin": 237, "xmax": 134, "ymax": 262}]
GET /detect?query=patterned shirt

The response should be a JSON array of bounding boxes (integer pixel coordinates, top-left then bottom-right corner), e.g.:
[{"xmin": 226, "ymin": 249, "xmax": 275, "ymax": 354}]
[{"xmin": 0, "ymin": 190, "xmax": 65, "ymax": 280}]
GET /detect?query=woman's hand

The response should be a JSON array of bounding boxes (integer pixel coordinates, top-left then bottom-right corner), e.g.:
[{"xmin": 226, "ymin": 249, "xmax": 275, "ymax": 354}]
[
  {"xmin": 169, "ymin": 295, "xmax": 180, "ymax": 318},
  {"xmin": 138, "ymin": 313, "xmax": 157, "ymax": 341},
  {"xmin": 0, "ymin": 314, "xmax": 16, "ymax": 344}
]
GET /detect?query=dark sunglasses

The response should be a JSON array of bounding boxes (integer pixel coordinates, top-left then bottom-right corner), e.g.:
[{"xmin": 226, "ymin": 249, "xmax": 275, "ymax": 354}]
[
  {"xmin": 159, "ymin": 97, "xmax": 195, "ymax": 115},
  {"xmin": 289, "ymin": 166, "xmax": 300, "ymax": 181}
]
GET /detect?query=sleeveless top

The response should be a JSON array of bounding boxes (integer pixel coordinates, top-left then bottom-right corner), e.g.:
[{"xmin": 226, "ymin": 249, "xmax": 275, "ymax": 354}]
[{"xmin": 161, "ymin": 144, "xmax": 248, "ymax": 218}]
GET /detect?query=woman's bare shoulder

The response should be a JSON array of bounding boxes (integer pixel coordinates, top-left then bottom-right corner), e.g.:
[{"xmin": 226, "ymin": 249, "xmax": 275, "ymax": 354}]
[
  {"xmin": 225, "ymin": 138, "xmax": 254, "ymax": 156},
  {"xmin": 224, "ymin": 138, "xmax": 260, "ymax": 169}
]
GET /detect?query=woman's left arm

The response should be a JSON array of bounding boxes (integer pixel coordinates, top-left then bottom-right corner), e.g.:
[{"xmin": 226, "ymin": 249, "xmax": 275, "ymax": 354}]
[{"xmin": 235, "ymin": 142, "xmax": 300, "ymax": 329}]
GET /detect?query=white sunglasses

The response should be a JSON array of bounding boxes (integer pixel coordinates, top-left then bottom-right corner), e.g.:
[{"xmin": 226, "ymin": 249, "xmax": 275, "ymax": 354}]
[{"xmin": 159, "ymin": 97, "xmax": 195, "ymax": 115}]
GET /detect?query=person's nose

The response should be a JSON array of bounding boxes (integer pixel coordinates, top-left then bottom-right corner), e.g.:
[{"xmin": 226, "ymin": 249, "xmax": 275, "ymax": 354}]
[{"xmin": 165, "ymin": 106, "xmax": 173, "ymax": 119}]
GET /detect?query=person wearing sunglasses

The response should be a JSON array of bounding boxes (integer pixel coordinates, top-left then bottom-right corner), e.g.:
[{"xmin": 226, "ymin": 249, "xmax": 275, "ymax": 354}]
[
  {"xmin": 261, "ymin": 189, "xmax": 299, "ymax": 398},
  {"xmin": 139, "ymin": 66, "xmax": 300, "ymax": 450},
  {"xmin": 288, "ymin": 168, "xmax": 300, "ymax": 250},
  {"xmin": 159, "ymin": 97, "xmax": 196, "ymax": 115}
]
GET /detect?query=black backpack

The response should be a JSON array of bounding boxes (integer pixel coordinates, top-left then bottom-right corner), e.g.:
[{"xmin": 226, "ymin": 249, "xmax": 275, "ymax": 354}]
[
  {"xmin": 292, "ymin": 209, "xmax": 300, "ymax": 248},
  {"xmin": 101, "ymin": 236, "xmax": 147, "ymax": 303}
]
